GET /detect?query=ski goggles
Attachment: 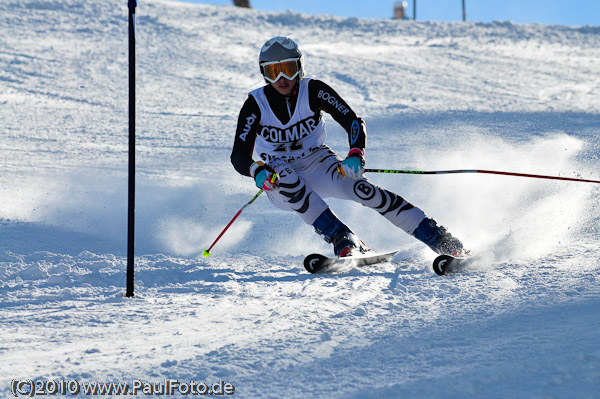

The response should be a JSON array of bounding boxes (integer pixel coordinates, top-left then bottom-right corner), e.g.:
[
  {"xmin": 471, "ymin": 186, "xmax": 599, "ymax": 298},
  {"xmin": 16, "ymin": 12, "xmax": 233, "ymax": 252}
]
[{"xmin": 261, "ymin": 58, "xmax": 300, "ymax": 83}]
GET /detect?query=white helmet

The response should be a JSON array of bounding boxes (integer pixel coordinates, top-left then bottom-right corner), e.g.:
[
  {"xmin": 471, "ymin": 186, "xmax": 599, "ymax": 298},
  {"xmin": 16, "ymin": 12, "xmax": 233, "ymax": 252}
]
[{"xmin": 259, "ymin": 36, "xmax": 304, "ymax": 83}]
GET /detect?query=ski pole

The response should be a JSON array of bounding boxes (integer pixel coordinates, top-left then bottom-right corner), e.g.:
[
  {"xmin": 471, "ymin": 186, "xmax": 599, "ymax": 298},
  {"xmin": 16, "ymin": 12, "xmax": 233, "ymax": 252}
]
[
  {"xmin": 203, "ymin": 173, "xmax": 277, "ymax": 257},
  {"xmin": 365, "ymin": 168, "xmax": 600, "ymax": 184},
  {"xmin": 202, "ymin": 189, "xmax": 264, "ymax": 257}
]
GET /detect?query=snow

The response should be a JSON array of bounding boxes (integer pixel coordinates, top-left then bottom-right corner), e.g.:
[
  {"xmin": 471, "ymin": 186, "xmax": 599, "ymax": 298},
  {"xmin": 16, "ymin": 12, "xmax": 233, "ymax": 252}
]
[{"xmin": 1, "ymin": 0, "xmax": 599, "ymax": 397}]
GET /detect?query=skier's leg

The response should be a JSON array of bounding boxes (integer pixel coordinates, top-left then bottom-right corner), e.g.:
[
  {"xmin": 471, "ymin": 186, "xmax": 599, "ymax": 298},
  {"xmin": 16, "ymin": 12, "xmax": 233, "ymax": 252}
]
[
  {"xmin": 411, "ymin": 217, "xmax": 465, "ymax": 256},
  {"xmin": 304, "ymin": 150, "xmax": 465, "ymax": 255},
  {"xmin": 264, "ymin": 157, "xmax": 328, "ymax": 225},
  {"xmin": 311, "ymin": 207, "xmax": 369, "ymax": 256},
  {"xmin": 341, "ymin": 179, "xmax": 465, "ymax": 255},
  {"xmin": 266, "ymin": 155, "xmax": 367, "ymax": 256},
  {"xmin": 339, "ymin": 178, "xmax": 426, "ymax": 232},
  {"xmin": 346, "ymin": 179, "xmax": 465, "ymax": 255},
  {"xmin": 303, "ymin": 149, "xmax": 425, "ymax": 234}
]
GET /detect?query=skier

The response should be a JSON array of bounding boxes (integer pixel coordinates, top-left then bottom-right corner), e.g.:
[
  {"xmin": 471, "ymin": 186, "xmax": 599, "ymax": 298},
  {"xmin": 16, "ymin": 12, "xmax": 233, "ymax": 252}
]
[{"xmin": 230, "ymin": 36, "xmax": 465, "ymax": 258}]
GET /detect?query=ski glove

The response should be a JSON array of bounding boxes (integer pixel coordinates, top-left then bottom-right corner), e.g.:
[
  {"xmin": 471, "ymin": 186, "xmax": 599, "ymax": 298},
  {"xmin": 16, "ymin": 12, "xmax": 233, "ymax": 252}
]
[
  {"xmin": 338, "ymin": 148, "xmax": 365, "ymax": 179},
  {"xmin": 250, "ymin": 161, "xmax": 278, "ymax": 191}
]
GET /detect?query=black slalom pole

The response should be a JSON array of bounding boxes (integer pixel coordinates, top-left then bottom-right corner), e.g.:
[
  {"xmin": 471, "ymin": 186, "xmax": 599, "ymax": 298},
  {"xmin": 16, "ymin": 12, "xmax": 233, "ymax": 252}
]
[
  {"xmin": 413, "ymin": 0, "xmax": 416, "ymax": 20},
  {"xmin": 126, "ymin": 0, "xmax": 137, "ymax": 298}
]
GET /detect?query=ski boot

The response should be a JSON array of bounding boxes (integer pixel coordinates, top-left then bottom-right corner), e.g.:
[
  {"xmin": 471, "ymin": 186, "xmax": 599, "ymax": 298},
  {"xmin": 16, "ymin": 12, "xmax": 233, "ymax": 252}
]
[
  {"xmin": 313, "ymin": 208, "xmax": 370, "ymax": 257},
  {"xmin": 412, "ymin": 217, "xmax": 466, "ymax": 257},
  {"xmin": 332, "ymin": 231, "xmax": 370, "ymax": 257}
]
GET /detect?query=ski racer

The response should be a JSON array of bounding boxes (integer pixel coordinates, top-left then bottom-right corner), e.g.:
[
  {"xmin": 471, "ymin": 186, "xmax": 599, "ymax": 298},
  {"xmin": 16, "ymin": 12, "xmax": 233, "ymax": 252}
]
[{"xmin": 230, "ymin": 36, "xmax": 465, "ymax": 258}]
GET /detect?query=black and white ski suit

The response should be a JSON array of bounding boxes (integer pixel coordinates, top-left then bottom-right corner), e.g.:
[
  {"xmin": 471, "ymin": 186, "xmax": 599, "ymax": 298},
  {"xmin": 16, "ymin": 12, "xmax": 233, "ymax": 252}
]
[{"xmin": 230, "ymin": 77, "xmax": 426, "ymax": 234}]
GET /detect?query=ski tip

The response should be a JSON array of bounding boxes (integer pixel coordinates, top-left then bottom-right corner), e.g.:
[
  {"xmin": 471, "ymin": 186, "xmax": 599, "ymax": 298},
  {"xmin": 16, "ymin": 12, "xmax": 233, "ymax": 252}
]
[
  {"xmin": 304, "ymin": 253, "xmax": 328, "ymax": 274},
  {"xmin": 432, "ymin": 254, "xmax": 453, "ymax": 276},
  {"xmin": 202, "ymin": 249, "xmax": 211, "ymax": 257},
  {"xmin": 432, "ymin": 254, "xmax": 472, "ymax": 276}
]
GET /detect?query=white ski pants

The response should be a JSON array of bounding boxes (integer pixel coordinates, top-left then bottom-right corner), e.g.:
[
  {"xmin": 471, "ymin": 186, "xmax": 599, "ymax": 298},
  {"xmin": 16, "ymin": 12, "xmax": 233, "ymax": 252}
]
[{"xmin": 265, "ymin": 146, "xmax": 425, "ymax": 234}]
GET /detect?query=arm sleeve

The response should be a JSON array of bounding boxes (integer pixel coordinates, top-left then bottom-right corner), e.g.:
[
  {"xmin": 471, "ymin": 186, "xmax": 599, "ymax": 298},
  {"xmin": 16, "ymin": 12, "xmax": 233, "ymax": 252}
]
[
  {"xmin": 308, "ymin": 79, "xmax": 367, "ymax": 151},
  {"xmin": 230, "ymin": 95, "xmax": 261, "ymax": 177}
]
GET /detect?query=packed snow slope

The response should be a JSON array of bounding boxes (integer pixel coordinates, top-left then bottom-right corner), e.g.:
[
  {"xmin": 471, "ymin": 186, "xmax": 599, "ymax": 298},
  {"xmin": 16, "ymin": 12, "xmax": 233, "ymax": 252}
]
[{"xmin": 1, "ymin": 0, "xmax": 599, "ymax": 397}]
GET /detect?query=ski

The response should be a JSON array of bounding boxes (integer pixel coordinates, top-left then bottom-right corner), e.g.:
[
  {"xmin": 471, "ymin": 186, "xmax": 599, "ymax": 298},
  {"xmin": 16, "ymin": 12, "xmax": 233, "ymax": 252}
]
[
  {"xmin": 432, "ymin": 254, "xmax": 472, "ymax": 275},
  {"xmin": 304, "ymin": 249, "xmax": 400, "ymax": 274}
]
